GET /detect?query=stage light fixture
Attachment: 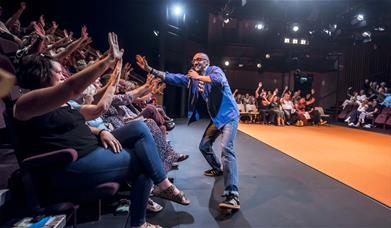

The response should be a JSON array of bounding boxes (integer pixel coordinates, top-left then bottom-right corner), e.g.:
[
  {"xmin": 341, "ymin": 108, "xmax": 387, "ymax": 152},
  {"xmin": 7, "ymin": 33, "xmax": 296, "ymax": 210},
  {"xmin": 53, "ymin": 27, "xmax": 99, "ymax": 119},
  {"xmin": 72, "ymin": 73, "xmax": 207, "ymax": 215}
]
[
  {"xmin": 356, "ymin": 14, "xmax": 364, "ymax": 21},
  {"xmin": 255, "ymin": 23, "xmax": 265, "ymax": 30},
  {"xmin": 292, "ymin": 25, "xmax": 299, "ymax": 32},
  {"xmin": 374, "ymin": 26, "xmax": 385, "ymax": 31},
  {"xmin": 309, "ymin": 30, "xmax": 315, "ymax": 35},
  {"xmin": 265, "ymin": 54, "xmax": 270, "ymax": 59},
  {"xmin": 238, "ymin": 63, "xmax": 244, "ymax": 68},
  {"xmin": 172, "ymin": 4, "xmax": 184, "ymax": 17},
  {"xmin": 224, "ymin": 18, "xmax": 230, "ymax": 24},
  {"xmin": 153, "ymin": 30, "xmax": 159, "ymax": 36},
  {"xmin": 284, "ymin": 38, "xmax": 290, "ymax": 43},
  {"xmin": 257, "ymin": 63, "xmax": 262, "ymax": 69},
  {"xmin": 333, "ymin": 24, "xmax": 338, "ymax": 29},
  {"xmin": 224, "ymin": 60, "xmax": 230, "ymax": 66},
  {"xmin": 362, "ymin": 31, "xmax": 371, "ymax": 37},
  {"xmin": 300, "ymin": 39, "xmax": 306, "ymax": 45},
  {"xmin": 323, "ymin": 29, "xmax": 332, "ymax": 36},
  {"xmin": 292, "ymin": 39, "xmax": 298, "ymax": 44}
]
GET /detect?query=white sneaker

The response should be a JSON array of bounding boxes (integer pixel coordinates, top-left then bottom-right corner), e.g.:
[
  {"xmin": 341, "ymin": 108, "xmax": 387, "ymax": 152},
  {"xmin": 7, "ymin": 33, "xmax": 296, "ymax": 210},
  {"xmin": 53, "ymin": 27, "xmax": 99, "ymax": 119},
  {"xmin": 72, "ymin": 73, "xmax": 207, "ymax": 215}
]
[
  {"xmin": 344, "ymin": 117, "xmax": 351, "ymax": 123},
  {"xmin": 348, "ymin": 122, "xmax": 354, "ymax": 126},
  {"xmin": 354, "ymin": 123, "xmax": 360, "ymax": 127},
  {"xmin": 363, "ymin": 124, "xmax": 371, "ymax": 128}
]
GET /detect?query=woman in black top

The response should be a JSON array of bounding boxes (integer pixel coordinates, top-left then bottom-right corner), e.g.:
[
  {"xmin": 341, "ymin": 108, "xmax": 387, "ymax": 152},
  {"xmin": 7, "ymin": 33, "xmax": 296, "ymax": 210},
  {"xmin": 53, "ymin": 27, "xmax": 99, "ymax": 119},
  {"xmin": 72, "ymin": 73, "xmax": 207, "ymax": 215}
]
[
  {"xmin": 13, "ymin": 33, "xmax": 189, "ymax": 228},
  {"xmin": 305, "ymin": 89, "xmax": 326, "ymax": 125},
  {"xmin": 255, "ymin": 82, "xmax": 272, "ymax": 123}
]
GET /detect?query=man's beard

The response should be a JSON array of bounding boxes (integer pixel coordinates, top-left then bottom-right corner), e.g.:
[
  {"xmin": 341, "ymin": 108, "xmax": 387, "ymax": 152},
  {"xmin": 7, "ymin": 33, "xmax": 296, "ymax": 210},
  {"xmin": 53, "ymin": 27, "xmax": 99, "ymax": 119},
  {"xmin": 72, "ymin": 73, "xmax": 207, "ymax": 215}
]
[{"xmin": 194, "ymin": 64, "xmax": 207, "ymax": 74}]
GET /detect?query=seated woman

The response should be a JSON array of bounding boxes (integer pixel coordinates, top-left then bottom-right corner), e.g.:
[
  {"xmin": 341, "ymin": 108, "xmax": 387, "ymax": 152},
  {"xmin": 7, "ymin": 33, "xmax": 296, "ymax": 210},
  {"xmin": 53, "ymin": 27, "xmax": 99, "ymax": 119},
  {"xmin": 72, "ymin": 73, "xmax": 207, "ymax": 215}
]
[
  {"xmin": 295, "ymin": 98, "xmax": 308, "ymax": 126},
  {"xmin": 281, "ymin": 92, "xmax": 295, "ymax": 125},
  {"xmin": 69, "ymin": 84, "xmax": 171, "ymax": 214},
  {"xmin": 74, "ymin": 74, "xmax": 187, "ymax": 172},
  {"xmin": 345, "ymin": 99, "xmax": 369, "ymax": 126},
  {"xmin": 13, "ymin": 33, "xmax": 189, "ymax": 228},
  {"xmin": 357, "ymin": 99, "xmax": 380, "ymax": 128},
  {"xmin": 270, "ymin": 96, "xmax": 285, "ymax": 126},
  {"xmin": 103, "ymin": 76, "xmax": 173, "ymax": 134},
  {"xmin": 305, "ymin": 90, "xmax": 327, "ymax": 125},
  {"xmin": 255, "ymin": 82, "xmax": 272, "ymax": 124}
]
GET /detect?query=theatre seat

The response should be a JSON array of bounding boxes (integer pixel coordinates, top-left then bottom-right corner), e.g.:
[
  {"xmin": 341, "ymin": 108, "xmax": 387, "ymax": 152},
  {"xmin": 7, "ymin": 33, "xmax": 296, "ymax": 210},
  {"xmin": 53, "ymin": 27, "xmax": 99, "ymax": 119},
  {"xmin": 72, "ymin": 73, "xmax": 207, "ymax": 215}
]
[
  {"xmin": 374, "ymin": 107, "xmax": 391, "ymax": 128},
  {"xmin": 9, "ymin": 148, "xmax": 120, "ymax": 227},
  {"xmin": 385, "ymin": 116, "xmax": 391, "ymax": 127},
  {"xmin": 0, "ymin": 37, "xmax": 19, "ymax": 55},
  {"xmin": 338, "ymin": 103, "xmax": 357, "ymax": 120},
  {"xmin": 0, "ymin": 54, "xmax": 15, "ymax": 74}
]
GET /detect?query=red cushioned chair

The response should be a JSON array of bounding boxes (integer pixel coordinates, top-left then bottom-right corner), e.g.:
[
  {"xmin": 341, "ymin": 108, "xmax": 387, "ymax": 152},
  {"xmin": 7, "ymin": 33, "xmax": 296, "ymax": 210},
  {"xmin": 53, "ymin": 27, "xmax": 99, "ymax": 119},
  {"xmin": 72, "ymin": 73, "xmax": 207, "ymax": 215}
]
[
  {"xmin": 374, "ymin": 107, "xmax": 391, "ymax": 128},
  {"xmin": 385, "ymin": 115, "xmax": 391, "ymax": 128},
  {"xmin": 338, "ymin": 103, "xmax": 357, "ymax": 120}
]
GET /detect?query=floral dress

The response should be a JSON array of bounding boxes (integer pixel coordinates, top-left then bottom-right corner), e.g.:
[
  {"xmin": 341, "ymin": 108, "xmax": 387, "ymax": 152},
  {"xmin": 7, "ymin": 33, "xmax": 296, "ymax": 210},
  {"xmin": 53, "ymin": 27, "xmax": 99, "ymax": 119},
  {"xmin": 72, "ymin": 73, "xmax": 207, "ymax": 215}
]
[{"xmin": 102, "ymin": 104, "xmax": 179, "ymax": 172}]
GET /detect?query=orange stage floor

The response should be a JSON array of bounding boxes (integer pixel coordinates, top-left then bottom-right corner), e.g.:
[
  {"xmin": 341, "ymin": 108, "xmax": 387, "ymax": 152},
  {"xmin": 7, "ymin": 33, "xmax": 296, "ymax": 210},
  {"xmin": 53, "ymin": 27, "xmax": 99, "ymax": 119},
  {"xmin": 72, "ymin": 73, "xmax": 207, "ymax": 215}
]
[{"xmin": 238, "ymin": 123, "xmax": 391, "ymax": 207}]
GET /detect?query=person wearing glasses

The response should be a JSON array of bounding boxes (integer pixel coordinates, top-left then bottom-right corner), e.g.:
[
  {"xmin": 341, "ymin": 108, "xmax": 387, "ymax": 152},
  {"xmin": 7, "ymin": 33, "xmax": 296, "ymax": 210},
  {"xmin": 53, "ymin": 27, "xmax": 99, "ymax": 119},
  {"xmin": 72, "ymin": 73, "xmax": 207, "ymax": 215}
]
[{"xmin": 135, "ymin": 52, "xmax": 240, "ymax": 210}]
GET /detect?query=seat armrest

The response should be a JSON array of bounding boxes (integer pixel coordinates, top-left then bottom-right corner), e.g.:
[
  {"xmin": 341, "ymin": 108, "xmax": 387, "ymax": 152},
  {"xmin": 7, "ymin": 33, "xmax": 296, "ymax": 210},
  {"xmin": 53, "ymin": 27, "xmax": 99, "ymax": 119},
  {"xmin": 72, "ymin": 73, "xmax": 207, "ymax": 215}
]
[{"xmin": 21, "ymin": 149, "xmax": 78, "ymax": 170}]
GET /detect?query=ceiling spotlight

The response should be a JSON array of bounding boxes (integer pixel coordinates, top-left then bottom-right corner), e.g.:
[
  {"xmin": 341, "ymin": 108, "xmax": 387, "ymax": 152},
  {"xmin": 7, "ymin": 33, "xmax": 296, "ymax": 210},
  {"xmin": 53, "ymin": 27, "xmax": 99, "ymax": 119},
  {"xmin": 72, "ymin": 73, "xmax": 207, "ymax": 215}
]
[
  {"xmin": 224, "ymin": 18, "xmax": 230, "ymax": 24},
  {"xmin": 257, "ymin": 63, "xmax": 262, "ymax": 69},
  {"xmin": 265, "ymin": 54, "xmax": 270, "ymax": 59},
  {"xmin": 284, "ymin": 38, "xmax": 290, "ymax": 43},
  {"xmin": 309, "ymin": 30, "xmax": 315, "ymax": 35},
  {"xmin": 238, "ymin": 63, "xmax": 244, "ymax": 68},
  {"xmin": 333, "ymin": 24, "xmax": 338, "ymax": 29},
  {"xmin": 300, "ymin": 39, "xmax": 307, "ymax": 45},
  {"xmin": 292, "ymin": 25, "xmax": 299, "ymax": 32},
  {"xmin": 374, "ymin": 26, "xmax": 385, "ymax": 31},
  {"xmin": 362, "ymin": 31, "xmax": 371, "ymax": 37},
  {"xmin": 323, "ymin": 29, "xmax": 332, "ymax": 36},
  {"xmin": 224, "ymin": 60, "xmax": 230, "ymax": 66},
  {"xmin": 356, "ymin": 14, "xmax": 364, "ymax": 21},
  {"xmin": 172, "ymin": 4, "xmax": 184, "ymax": 17},
  {"xmin": 153, "ymin": 30, "xmax": 159, "ymax": 36},
  {"xmin": 255, "ymin": 23, "xmax": 265, "ymax": 30},
  {"xmin": 292, "ymin": 39, "xmax": 298, "ymax": 44}
]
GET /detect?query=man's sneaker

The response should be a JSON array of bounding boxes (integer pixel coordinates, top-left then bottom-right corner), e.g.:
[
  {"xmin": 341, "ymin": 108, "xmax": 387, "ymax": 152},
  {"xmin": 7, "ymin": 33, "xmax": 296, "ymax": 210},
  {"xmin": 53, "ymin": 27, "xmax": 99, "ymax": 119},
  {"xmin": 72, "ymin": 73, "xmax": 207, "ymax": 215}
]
[
  {"xmin": 219, "ymin": 195, "xmax": 240, "ymax": 209},
  {"xmin": 204, "ymin": 169, "xmax": 223, "ymax": 177},
  {"xmin": 364, "ymin": 124, "xmax": 372, "ymax": 128}
]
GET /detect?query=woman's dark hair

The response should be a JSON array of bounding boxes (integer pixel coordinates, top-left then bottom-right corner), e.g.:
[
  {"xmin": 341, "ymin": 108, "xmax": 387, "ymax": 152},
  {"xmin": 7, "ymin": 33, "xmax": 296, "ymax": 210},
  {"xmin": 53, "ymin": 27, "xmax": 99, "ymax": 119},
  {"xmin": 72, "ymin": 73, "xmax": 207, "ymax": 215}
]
[{"xmin": 16, "ymin": 54, "xmax": 54, "ymax": 90}]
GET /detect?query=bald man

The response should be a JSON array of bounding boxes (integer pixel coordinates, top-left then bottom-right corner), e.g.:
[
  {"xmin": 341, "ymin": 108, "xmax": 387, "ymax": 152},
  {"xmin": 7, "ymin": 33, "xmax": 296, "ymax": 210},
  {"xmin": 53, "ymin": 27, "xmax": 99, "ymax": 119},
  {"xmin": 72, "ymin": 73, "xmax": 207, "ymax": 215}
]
[{"xmin": 136, "ymin": 53, "xmax": 240, "ymax": 209}]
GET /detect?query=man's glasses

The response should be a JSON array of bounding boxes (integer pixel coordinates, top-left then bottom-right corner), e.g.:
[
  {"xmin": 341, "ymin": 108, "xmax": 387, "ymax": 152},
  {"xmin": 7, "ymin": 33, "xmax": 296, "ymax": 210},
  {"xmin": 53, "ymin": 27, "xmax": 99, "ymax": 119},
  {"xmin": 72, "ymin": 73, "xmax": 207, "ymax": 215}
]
[{"xmin": 192, "ymin": 58, "xmax": 207, "ymax": 63}]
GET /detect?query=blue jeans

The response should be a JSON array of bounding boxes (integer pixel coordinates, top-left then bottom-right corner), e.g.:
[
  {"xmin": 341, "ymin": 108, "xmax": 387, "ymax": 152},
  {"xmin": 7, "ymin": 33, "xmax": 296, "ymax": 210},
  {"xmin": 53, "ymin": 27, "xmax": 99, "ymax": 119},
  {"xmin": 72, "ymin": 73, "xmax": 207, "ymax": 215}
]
[
  {"xmin": 52, "ymin": 120, "xmax": 166, "ymax": 226},
  {"xmin": 199, "ymin": 119, "xmax": 239, "ymax": 196}
]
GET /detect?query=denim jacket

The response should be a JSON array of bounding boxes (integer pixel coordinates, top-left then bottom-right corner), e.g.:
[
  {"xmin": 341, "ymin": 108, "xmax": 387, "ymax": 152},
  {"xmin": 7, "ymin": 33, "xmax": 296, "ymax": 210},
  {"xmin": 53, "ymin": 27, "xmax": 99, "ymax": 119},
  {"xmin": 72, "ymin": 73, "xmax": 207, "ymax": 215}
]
[{"xmin": 165, "ymin": 66, "xmax": 239, "ymax": 129}]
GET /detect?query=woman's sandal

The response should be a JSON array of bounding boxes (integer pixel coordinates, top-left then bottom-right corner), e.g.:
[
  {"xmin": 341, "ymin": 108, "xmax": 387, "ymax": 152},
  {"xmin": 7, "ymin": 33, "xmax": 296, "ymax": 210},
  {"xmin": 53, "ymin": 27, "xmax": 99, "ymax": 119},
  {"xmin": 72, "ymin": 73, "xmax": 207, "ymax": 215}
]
[
  {"xmin": 147, "ymin": 198, "xmax": 163, "ymax": 213},
  {"xmin": 177, "ymin": 154, "xmax": 189, "ymax": 162},
  {"xmin": 152, "ymin": 184, "xmax": 190, "ymax": 205},
  {"xmin": 133, "ymin": 222, "xmax": 162, "ymax": 228}
]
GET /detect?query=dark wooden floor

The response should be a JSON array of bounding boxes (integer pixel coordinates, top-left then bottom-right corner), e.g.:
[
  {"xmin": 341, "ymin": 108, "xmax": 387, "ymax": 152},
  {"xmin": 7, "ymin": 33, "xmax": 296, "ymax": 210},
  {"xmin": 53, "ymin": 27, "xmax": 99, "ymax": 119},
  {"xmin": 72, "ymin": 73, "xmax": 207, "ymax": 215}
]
[{"xmin": 74, "ymin": 119, "xmax": 391, "ymax": 228}]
